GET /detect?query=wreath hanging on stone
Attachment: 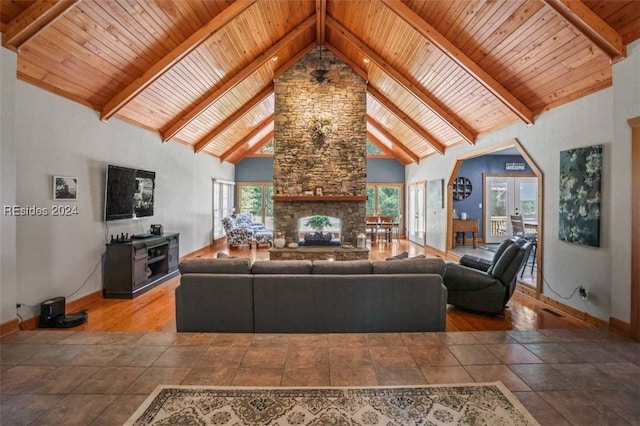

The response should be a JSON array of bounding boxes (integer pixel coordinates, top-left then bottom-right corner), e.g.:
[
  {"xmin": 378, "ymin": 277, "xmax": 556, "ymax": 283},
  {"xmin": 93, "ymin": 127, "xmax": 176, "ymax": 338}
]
[{"xmin": 306, "ymin": 116, "xmax": 334, "ymax": 142}]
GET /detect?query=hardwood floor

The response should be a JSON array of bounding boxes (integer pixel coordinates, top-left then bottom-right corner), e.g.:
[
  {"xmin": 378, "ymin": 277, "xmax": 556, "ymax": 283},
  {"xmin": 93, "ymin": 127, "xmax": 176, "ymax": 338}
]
[{"xmin": 71, "ymin": 239, "xmax": 593, "ymax": 333}]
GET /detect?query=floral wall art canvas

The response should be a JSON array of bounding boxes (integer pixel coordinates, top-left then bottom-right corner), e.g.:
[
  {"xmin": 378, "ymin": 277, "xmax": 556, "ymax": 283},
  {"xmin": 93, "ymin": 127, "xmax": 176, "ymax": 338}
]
[{"xmin": 558, "ymin": 145, "xmax": 602, "ymax": 247}]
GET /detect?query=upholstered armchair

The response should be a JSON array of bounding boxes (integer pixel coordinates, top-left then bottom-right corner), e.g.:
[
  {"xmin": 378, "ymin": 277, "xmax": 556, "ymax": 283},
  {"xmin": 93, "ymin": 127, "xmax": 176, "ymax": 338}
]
[
  {"xmin": 235, "ymin": 213, "xmax": 273, "ymax": 246},
  {"xmin": 222, "ymin": 216, "xmax": 255, "ymax": 248},
  {"xmin": 236, "ymin": 213, "xmax": 266, "ymax": 230},
  {"xmin": 443, "ymin": 237, "xmax": 532, "ymax": 314}
]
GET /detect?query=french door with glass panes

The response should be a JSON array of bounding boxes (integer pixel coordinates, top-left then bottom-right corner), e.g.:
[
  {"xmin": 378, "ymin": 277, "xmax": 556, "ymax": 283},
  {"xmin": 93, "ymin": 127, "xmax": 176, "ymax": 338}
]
[
  {"xmin": 237, "ymin": 183, "xmax": 273, "ymax": 229},
  {"xmin": 484, "ymin": 176, "xmax": 537, "ymax": 243},
  {"xmin": 408, "ymin": 182, "xmax": 425, "ymax": 245}
]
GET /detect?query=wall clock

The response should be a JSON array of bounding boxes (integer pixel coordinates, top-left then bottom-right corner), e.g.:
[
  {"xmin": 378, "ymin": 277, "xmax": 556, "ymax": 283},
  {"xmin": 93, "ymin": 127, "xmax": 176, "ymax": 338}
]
[{"xmin": 453, "ymin": 177, "xmax": 472, "ymax": 200}]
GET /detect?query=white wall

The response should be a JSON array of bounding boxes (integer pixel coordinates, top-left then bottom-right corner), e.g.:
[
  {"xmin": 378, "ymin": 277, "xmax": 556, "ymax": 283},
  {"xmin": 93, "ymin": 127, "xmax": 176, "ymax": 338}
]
[
  {"xmin": 1, "ymin": 48, "xmax": 18, "ymax": 324},
  {"xmin": 610, "ymin": 40, "xmax": 640, "ymax": 323},
  {"xmin": 408, "ymin": 39, "xmax": 640, "ymax": 322},
  {"xmin": 1, "ymin": 47, "xmax": 234, "ymax": 324}
]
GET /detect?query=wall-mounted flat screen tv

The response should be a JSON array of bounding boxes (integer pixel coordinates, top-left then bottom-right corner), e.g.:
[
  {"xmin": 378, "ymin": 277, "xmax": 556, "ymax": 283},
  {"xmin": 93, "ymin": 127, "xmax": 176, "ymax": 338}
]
[{"xmin": 105, "ymin": 164, "xmax": 155, "ymax": 221}]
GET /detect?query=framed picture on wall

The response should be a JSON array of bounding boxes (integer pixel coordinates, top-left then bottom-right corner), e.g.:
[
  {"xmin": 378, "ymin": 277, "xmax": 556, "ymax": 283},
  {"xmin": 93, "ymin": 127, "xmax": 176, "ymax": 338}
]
[
  {"xmin": 427, "ymin": 179, "xmax": 444, "ymax": 208},
  {"xmin": 53, "ymin": 176, "xmax": 78, "ymax": 200}
]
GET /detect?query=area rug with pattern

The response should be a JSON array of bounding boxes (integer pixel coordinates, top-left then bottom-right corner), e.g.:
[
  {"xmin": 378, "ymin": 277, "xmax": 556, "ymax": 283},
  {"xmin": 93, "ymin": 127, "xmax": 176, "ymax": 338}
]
[{"xmin": 125, "ymin": 382, "xmax": 539, "ymax": 425}]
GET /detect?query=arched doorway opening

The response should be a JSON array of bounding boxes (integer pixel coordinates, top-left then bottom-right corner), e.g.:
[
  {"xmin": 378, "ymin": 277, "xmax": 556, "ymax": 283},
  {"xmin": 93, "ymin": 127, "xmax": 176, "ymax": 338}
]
[{"xmin": 446, "ymin": 138, "xmax": 543, "ymax": 294}]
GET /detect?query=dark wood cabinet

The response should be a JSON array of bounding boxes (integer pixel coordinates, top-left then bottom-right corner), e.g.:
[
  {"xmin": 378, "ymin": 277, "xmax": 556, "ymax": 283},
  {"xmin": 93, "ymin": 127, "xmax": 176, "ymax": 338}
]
[{"xmin": 103, "ymin": 233, "xmax": 179, "ymax": 298}]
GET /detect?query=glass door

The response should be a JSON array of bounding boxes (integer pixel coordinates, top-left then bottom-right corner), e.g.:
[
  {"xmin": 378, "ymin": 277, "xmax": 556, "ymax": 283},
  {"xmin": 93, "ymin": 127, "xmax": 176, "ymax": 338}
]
[
  {"xmin": 484, "ymin": 176, "xmax": 537, "ymax": 243},
  {"xmin": 408, "ymin": 182, "xmax": 425, "ymax": 245}
]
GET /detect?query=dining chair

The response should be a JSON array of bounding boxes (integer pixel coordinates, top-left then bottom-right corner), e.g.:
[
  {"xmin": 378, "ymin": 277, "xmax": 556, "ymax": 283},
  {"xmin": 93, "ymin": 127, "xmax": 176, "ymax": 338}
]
[{"xmin": 510, "ymin": 215, "xmax": 537, "ymax": 277}]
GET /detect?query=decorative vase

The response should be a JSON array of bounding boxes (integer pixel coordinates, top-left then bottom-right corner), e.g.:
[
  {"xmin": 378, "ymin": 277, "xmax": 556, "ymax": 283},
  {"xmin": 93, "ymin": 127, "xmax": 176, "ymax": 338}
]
[
  {"xmin": 356, "ymin": 231, "xmax": 366, "ymax": 249},
  {"xmin": 273, "ymin": 231, "xmax": 286, "ymax": 249}
]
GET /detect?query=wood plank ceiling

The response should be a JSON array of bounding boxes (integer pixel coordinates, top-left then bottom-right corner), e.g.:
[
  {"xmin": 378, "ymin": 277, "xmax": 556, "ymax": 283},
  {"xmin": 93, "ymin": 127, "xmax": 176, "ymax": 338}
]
[{"xmin": 2, "ymin": 0, "xmax": 638, "ymax": 164}]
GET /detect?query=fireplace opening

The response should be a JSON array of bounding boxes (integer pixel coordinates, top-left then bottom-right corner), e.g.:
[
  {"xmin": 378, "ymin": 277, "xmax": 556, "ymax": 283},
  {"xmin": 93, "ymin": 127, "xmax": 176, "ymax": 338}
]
[{"xmin": 297, "ymin": 215, "xmax": 341, "ymax": 246}]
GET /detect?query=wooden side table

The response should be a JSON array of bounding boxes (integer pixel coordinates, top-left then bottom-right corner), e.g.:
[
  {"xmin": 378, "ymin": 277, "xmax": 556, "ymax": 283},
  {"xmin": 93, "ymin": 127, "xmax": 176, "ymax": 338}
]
[{"xmin": 452, "ymin": 219, "xmax": 479, "ymax": 248}]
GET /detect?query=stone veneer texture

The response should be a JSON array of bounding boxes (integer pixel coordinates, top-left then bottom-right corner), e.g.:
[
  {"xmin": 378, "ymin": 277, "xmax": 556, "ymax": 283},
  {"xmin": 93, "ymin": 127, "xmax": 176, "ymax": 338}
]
[{"xmin": 273, "ymin": 47, "xmax": 367, "ymax": 244}]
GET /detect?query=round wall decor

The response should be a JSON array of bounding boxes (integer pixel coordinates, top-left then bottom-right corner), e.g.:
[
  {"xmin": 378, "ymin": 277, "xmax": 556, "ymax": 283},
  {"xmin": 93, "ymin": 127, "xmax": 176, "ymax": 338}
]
[{"xmin": 453, "ymin": 177, "xmax": 472, "ymax": 200}]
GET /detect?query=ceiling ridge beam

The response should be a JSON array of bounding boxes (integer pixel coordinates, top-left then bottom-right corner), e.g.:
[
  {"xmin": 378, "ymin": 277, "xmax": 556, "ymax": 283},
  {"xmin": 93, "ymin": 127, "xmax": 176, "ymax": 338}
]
[
  {"xmin": 368, "ymin": 86, "xmax": 445, "ymax": 155},
  {"xmin": 100, "ymin": 0, "xmax": 256, "ymax": 121},
  {"xmin": 381, "ymin": 0, "xmax": 534, "ymax": 126},
  {"xmin": 193, "ymin": 84, "xmax": 274, "ymax": 153},
  {"xmin": 326, "ymin": 15, "xmax": 477, "ymax": 145},
  {"xmin": 366, "ymin": 131, "xmax": 411, "ymax": 165},
  {"xmin": 316, "ymin": 0, "xmax": 327, "ymax": 45},
  {"xmin": 220, "ymin": 114, "xmax": 275, "ymax": 162},
  {"xmin": 366, "ymin": 117, "xmax": 420, "ymax": 163},
  {"xmin": 162, "ymin": 14, "xmax": 316, "ymax": 143},
  {"xmin": 3, "ymin": 0, "xmax": 81, "ymax": 52},
  {"xmin": 541, "ymin": 0, "xmax": 625, "ymax": 63}
]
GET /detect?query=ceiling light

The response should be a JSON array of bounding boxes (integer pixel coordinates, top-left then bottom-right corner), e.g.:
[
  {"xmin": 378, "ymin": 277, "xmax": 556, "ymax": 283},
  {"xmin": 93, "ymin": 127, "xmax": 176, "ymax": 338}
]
[
  {"xmin": 310, "ymin": 47, "xmax": 329, "ymax": 83},
  {"xmin": 363, "ymin": 57, "xmax": 370, "ymax": 64},
  {"xmin": 271, "ymin": 56, "xmax": 278, "ymax": 62}
]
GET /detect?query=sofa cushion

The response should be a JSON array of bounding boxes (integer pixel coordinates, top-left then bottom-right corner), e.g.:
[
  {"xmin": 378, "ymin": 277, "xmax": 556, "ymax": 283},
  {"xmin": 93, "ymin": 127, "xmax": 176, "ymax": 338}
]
[
  {"xmin": 251, "ymin": 260, "xmax": 312, "ymax": 274},
  {"xmin": 372, "ymin": 258, "xmax": 446, "ymax": 276},
  {"xmin": 179, "ymin": 258, "xmax": 251, "ymax": 274},
  {"xmin": 385, "ymin": 251, "xmax": 409, "ymax": 261},
  {"xmin": 312, "ymin": 260, "xmax": 373, "ymax": 274}
]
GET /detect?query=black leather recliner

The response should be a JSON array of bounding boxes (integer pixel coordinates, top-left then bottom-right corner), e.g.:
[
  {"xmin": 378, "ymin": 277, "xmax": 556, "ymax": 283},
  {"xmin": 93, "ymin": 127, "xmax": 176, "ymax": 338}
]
[{"xmin": 443, "ymin": 237, "xmax": 532, "ymax": 314}]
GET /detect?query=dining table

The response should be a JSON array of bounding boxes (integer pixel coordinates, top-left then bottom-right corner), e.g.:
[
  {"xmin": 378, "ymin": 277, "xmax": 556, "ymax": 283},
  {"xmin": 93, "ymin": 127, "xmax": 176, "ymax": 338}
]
[{"xmin": 366, "ymin": 221, "xmax": 398, "ymax": 243}]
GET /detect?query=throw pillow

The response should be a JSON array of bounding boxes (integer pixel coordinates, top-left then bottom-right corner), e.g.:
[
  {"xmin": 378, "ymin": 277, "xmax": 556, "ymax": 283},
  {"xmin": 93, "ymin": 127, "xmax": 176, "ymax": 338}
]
[{"xmin": 385, "ymin": 251, "xmax": 409, "ymax": 261}]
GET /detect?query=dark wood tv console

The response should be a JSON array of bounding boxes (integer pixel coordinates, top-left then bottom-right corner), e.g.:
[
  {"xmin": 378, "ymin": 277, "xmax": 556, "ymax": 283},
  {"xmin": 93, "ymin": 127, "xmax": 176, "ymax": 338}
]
[{"xmin": 103, "ymin": 233, "xmax": 179, "ymax": 299}]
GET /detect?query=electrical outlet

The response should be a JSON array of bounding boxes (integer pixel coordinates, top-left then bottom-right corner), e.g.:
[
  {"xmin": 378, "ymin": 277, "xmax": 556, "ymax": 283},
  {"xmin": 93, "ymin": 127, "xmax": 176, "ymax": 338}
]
[{"xmin": 578, "ymin": 286, "xmax": 588, "ymax": 301}]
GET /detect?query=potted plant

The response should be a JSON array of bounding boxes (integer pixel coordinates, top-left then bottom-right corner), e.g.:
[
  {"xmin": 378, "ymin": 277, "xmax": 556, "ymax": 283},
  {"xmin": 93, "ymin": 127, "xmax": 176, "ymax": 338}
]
[
  {"xmin": 305, "ymin": 215, "xmax": 333, "ymax": 232},
  {"xmin": 303, "ymin": 215, "xmax": 334, "ymax": 245}
]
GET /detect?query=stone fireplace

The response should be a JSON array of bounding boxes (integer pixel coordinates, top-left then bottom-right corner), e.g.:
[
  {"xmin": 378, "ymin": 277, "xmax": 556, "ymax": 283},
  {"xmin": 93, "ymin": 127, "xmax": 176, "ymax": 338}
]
[{"xmin": 273, "ymin": 47, "xmax": 367, "ymax": 246}]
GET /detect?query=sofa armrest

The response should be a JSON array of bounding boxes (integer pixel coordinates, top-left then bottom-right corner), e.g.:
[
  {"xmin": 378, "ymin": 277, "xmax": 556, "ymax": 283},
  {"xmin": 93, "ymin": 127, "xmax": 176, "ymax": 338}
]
[
  {"xmin": 458, "ymin": 255, "xmax": 492, "ymax": 272},
  {"xmin": 443, "ymin": 263, "xmax": 504, "ymax": 292}
]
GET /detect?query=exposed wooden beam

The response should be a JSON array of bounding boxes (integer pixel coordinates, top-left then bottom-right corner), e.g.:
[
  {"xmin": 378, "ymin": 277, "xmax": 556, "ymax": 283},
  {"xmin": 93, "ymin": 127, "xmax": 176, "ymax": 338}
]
[
  {"xmin": 327, "ymin": 16, "xmax": 476, "ymax": 145},
  {"xmin": 3, "ymin": 0, "xmax": 80, "ymax": 52},
  {"xmin": 368, "ymin": 86, "xmax": 445, "ymax": 155},
  {"xmin": 381, "ymin": 0, "xmax": 534, "ymax": 126},
  {"xmin": 366, "ymin": 117, "xmax": 420, "ymax": 163},
  {"xmin": 237, "ymin": 131, "xmax": 275, "ymax": 161},
  {"xmin": 163, "ymin": 15, "xmax": 315, "ymax": 143},
  {"xmin": 324, "ymin": 42, "xmax": 368, "ymax": 82},
  {"xmin": 193, "ymin": 84, "xmax": 273, "ymax": 153},
  {"xmin": 542, "ymin": 0, "xmax": 625, "ymax": 63},
  {"xmin": 274, "ymin": 41, "xmax": 316, "ymax": 79},
  {"xmin": 366, "ymin": 131, "xmax": 411, "ymax": 165},
  {"xmin": 100, "ymin": 0, "xmax": 256, "ymax": 121},
  {"xmin": 365, "ymin": 131, "xmax": 393, "ymax": 156},
  {"xmin": 219, "ymin": 115, "xmax": 275, "ymax": 162},
  {"xmin": 316, "ymin": 0, "xmax": 327, "ymax": 45}
]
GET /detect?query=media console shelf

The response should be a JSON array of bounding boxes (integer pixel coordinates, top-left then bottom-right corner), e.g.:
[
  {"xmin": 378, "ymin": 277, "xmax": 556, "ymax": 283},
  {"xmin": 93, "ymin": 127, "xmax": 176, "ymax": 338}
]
[{"xmin": 103, "ymin": 233, "xmax": 179, "ymax": 299}]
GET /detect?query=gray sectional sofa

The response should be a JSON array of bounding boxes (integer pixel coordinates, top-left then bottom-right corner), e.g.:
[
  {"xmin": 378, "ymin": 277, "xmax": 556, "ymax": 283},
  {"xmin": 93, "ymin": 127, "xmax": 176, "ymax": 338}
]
[{"xmin": 175, "ymin": 257, "xmax": 448, "ymax": 333}]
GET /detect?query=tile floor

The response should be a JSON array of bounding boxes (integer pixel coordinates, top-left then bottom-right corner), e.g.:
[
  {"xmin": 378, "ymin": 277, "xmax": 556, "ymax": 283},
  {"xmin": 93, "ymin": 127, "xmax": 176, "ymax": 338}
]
[{"xmin": 1, "ymin": 329, "xmax": 638, "ymax": 425}]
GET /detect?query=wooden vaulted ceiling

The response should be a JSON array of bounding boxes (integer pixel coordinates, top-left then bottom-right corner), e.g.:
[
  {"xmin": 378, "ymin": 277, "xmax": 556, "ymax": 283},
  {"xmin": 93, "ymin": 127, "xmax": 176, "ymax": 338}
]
[{"xmin": 1, "ymin": 1, "xmax": 638, "ymax": 165}]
